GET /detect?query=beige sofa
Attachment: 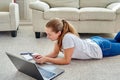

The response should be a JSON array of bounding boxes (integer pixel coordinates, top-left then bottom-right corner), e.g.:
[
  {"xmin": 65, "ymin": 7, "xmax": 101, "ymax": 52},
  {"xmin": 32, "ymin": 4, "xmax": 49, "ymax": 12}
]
[
  {"xmin": 30, "ymin": 0, "xmax": 120, "ymax": 38},
  {"xmin": 0, "ymin": 0, "xmax": 19, "ymax": 37}
]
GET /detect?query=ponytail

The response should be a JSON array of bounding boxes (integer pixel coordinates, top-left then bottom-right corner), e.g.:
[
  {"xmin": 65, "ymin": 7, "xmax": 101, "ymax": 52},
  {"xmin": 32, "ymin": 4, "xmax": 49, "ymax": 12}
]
[{"xmin": 58, "ymin": 19, "xmax": 79, "ymax": 51}]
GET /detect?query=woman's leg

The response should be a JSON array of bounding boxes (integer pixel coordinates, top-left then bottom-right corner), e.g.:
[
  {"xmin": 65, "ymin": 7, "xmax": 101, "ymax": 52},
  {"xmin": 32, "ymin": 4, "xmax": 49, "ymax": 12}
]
[
  {"xmin": 103, "ymin": 42, "xmax": 120, "ymax": 57},
  {"xmin": 114, "ymin": 32, "xmax": 120, "ymax": 42},
  {"xmin": 106, "ymin": 38, "xmax": 117, "ymax": 43},
  {"xmin": 91, "ymin": 36, "xmax": 120, "ymax": 57}
]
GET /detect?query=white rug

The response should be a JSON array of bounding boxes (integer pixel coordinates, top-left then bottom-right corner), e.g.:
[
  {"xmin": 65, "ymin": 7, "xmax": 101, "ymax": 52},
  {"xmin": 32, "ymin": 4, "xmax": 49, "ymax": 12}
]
[{"xmin": 0, "ymin": 25, "xmax": 120, "ymax": 80}]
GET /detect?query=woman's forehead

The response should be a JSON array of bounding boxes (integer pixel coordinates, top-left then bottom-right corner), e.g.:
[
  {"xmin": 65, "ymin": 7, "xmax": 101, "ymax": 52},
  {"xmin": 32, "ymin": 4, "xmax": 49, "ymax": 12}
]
[{"xmin": 45, "ymin": 27, "xmax": 53, "ymax": 33}]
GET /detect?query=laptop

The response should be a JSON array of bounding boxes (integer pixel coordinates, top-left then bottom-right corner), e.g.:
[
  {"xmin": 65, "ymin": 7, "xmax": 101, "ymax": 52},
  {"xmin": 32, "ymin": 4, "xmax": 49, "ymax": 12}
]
[{"xmin": 6, "ymin": 52, "xmax": 64, "ymax": 80}]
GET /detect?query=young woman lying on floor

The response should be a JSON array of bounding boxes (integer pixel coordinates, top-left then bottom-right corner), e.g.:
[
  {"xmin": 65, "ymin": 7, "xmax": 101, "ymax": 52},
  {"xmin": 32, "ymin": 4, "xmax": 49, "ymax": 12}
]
[{"xmin": 33, "ymin": 18, "xmax": 120, "ymax": 65}]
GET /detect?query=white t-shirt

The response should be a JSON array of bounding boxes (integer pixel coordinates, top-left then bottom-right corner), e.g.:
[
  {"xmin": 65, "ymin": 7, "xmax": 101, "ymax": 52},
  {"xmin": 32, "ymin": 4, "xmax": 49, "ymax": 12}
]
[{"xmin": 62, "ymin": 33, "xmax": 103, "ymax": 59}]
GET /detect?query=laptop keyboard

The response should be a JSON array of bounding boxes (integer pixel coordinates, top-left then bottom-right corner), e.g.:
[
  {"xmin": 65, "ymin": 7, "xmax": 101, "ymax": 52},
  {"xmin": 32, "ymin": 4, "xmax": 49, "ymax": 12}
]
[{"xmin": 39, "ymin": 68, "xmax": 56, "ymax": 79}]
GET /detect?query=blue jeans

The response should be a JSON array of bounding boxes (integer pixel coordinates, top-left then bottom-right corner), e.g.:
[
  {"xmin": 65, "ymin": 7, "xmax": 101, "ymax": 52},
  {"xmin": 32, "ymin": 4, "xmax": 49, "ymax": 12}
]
[{"xmin": 91, "ymin": 36, "xmax": 120, "ymax": 57}]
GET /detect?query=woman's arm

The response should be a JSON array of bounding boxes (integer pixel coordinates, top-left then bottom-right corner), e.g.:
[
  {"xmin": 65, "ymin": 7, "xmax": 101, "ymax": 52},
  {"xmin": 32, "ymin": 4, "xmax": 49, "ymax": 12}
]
[
  {"xmin": 36, "ymin": 47, "xmax": 74, "ymax": 65},
  {"xmin": 33, "ymin": 43, "xmax": 60, "ymax": 61}
]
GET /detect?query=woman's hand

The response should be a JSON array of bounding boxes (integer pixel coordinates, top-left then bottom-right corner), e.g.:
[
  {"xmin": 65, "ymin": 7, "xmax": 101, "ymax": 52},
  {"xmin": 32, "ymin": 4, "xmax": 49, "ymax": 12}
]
[
  {"xmin": 33, "ymin": 54, "xmax": 47, "ymax": 64},
  {"xmin": 33, "ymin": 54, "xmax": 42, "ymax": 59}
]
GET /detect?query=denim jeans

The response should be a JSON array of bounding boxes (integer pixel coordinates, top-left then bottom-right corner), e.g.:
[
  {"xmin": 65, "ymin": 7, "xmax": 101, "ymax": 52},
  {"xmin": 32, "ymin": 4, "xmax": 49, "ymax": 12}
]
[{"xmin": 90, "ymin": 36, "xmax": 120, "ymax": 57}]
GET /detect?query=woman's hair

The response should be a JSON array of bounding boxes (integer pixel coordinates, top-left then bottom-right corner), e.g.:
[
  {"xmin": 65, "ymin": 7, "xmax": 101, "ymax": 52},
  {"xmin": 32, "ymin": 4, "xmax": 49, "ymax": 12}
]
[{"xmin": 46, "ymin": 18, "xmax": 79, "ymax": 50}]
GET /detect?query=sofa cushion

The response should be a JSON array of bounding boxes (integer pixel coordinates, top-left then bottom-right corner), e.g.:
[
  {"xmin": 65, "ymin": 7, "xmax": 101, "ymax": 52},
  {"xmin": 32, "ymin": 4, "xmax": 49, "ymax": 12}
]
[
  {"xmin": 79, "ymin": 7, "xmax": 116, "ymax": 21},
  {"xmin": 40, "ymin": 0, "xmax": 79, "ymax": 8},
  {"xmin": 44, "ymin": 7, "xmax": 79, "ymax": 20},
  {"xmin": 80, "ymin": 0, "xmax": 120, "ymax": 8},
  {"xmin": 0, "ymin": 12, "xmax": 10, "ymax": 23}
]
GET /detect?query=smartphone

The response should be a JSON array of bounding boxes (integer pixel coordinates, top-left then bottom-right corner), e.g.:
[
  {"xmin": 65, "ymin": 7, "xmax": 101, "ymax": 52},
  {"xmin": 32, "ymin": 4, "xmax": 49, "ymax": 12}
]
[{"xmin": 20, "ymin": 52, "xmax": 33, "ymax": 56}]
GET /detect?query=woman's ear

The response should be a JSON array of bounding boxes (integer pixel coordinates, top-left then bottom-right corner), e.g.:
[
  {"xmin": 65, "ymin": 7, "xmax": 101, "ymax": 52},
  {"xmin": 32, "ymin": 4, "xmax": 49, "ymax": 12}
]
[{"xmin": 58, "ymin": 31, "xmax": 61, "ymax": 36}]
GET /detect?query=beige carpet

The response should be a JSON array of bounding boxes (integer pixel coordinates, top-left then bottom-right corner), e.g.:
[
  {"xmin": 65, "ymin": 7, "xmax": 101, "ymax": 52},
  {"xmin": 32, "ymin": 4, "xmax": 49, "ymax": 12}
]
[{"xmin": 0, "ymin": 25, "xmax": 120, "ymax": 80}]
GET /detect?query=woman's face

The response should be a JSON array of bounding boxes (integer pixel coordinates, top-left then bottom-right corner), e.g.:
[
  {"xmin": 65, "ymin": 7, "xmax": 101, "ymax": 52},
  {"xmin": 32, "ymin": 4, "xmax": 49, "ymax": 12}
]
[{"xmin": 45, "ymin": 27, "xmax": 61, "ymax": 41}]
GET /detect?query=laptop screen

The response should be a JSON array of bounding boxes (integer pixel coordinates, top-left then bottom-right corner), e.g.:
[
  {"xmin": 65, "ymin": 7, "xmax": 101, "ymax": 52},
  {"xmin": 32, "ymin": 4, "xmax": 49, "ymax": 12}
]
[{"xmin": 6, "ymin": 52, "xmax": 44, "ymax": 80}]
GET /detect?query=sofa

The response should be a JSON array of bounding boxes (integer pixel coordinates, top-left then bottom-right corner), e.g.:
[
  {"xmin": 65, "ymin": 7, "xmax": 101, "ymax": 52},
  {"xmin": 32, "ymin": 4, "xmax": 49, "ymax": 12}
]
[
  {"xmin": 0, "ymin": 0, "xmax": 19, "ymax": 37},
  {"xmin": 29, "ymin": 0, "xmax": 120, "ymax": 38}
]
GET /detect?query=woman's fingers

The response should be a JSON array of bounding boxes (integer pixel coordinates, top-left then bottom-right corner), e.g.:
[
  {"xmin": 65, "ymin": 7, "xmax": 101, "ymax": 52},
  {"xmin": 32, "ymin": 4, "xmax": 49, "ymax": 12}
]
[
  {"xmin": 35, "ymin": 55, "xmax": 42, "ymax": 59},
  {"xmin": 34, "ymin": 57, "xmax": 43, "ymax": 64},
  {"xmin": 33, "ymin": 54, "xmax": 43, "ymax": 59}
]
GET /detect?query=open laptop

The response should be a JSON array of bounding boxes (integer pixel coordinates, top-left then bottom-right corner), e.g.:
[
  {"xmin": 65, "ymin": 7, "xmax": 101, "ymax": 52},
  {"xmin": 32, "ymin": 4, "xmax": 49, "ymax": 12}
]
[{"xmin": 6, "ymin": 52, "xmax": 64, "ymax": 80}]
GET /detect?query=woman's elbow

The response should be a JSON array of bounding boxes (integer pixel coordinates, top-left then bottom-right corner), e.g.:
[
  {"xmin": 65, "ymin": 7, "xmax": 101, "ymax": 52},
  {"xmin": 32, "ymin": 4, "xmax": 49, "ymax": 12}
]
[
  {"xmin": 64, "ymin": 60, "xmax": 71, "ymax": 65},
  {"xmin": 65, "ymin": 62, "xmax": 70, "ymax": 65}
]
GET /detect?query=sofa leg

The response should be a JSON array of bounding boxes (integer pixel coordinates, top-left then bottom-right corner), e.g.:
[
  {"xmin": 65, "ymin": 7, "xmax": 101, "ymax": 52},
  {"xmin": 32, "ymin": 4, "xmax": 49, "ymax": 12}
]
[
  {"xmin": 17, "ymin": 26, "xmax": 19, "ymax": 30},
  {"xmin": 11, "ymin": 31, "xmax": 17, "ymax": 37},
  {"xmin": 35, "ymin": 32, "xmax": 40, "ymax": 38}
]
